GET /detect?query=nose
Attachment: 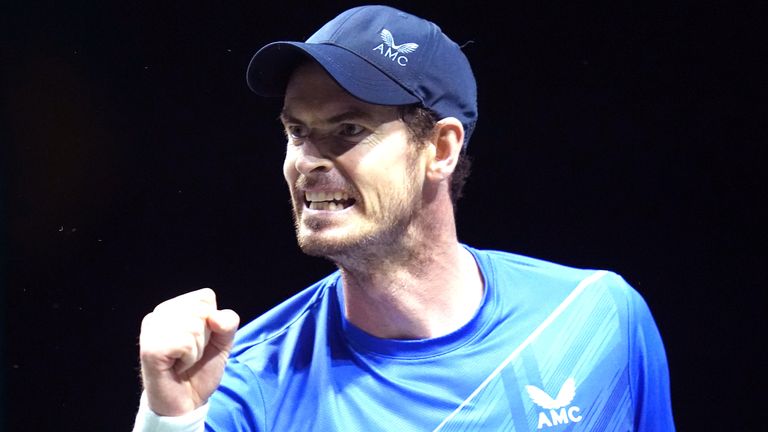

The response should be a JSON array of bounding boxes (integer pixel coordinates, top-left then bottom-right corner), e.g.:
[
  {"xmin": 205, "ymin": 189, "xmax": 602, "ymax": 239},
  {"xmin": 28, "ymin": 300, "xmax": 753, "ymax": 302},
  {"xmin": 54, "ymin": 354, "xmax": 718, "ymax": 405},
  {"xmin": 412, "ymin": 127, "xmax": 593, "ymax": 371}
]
[{"xmin": 294, "ymin": 140, "xmax": 333, "ymax": 175}]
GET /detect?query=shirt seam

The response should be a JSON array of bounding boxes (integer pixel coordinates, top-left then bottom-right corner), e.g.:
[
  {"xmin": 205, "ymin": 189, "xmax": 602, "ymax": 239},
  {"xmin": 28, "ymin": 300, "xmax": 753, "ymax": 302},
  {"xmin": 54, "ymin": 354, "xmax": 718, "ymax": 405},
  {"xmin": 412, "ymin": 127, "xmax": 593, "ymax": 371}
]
[{"xmin": 237, "ymin": 281, "xmax": 334, "ymax": 350}]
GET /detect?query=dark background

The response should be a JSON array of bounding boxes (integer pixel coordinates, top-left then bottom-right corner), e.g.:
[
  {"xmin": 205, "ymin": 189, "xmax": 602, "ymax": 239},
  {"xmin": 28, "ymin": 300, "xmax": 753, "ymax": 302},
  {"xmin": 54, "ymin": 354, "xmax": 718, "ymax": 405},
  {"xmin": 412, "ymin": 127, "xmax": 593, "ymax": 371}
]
[{"xmin": 3, "ymin": 1, "xmax": 764, "ymax": 430}]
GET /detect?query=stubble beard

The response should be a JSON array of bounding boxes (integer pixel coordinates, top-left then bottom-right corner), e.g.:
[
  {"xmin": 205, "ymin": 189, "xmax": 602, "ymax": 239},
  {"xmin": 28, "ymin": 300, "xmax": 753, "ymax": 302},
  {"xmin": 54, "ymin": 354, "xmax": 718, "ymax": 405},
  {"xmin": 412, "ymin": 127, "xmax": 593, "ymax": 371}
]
[{"xmin": 291, "ymin": 171, "xmax": 423, "ymax": 268}]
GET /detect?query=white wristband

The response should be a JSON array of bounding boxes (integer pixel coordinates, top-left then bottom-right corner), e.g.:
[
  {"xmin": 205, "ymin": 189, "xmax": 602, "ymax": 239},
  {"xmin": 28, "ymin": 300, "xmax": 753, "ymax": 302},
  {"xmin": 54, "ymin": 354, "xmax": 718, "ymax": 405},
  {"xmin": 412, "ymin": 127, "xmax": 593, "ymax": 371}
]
[{"xmin": 132, "ymin": 391, "xmax": 208, "ymax": 432}]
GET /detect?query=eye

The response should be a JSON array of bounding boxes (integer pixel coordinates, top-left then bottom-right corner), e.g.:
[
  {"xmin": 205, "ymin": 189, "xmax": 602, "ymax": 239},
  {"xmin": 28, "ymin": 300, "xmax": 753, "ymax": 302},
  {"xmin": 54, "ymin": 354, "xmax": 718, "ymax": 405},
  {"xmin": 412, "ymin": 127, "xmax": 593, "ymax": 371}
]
[
  {"xmin": 338, "ymin": 123, "xmax": 365, "ymax": 137},
  {"xmin": 285, "ymin": 125, "xmax": 309, "ymax": 139}
]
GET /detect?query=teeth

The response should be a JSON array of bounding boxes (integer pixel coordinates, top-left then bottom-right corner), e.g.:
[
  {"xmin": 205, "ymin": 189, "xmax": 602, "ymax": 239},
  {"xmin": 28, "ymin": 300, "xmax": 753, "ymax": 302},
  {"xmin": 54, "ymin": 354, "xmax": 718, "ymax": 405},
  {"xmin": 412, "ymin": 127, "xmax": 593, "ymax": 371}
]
[
  {"xmin": 304, "ymin": 191, "xmax": 350, "ymax": 203},
  {"xmin": 303, "ymin": 191, "xmax": 353, "ymax": 212},
  {"xmin": 308, "ymin": 201, "xmax": 339, "ymax": 211}
]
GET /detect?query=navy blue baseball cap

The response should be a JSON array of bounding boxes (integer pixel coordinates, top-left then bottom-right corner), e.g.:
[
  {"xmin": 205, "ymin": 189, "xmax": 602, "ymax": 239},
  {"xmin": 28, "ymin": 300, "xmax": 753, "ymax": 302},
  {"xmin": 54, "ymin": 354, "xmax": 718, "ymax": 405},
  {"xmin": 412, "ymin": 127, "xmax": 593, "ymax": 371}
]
[{"xmin": 246, "ymin": 5, "xmax": 478, "ymax": 145}]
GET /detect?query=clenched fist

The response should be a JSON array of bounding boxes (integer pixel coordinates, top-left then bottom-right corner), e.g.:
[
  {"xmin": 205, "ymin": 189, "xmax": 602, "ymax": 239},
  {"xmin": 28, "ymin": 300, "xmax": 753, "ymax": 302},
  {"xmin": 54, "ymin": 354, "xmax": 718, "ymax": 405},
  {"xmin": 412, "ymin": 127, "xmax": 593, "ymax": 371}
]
[{"xmin": 139, "ymin": 288, "xmax": 240, "ymax": 416}]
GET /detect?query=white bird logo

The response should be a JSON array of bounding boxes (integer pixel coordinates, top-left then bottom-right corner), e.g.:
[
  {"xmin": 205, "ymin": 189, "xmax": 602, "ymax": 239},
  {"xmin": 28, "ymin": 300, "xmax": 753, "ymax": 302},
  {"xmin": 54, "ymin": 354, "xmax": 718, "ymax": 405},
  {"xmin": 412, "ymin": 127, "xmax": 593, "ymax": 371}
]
[
  {"xmin": 525, "ymin": 378, "xmax": 576, "ymax": 410},
  {"xmin": 379, "ymin": 29, "xmax": 419, "ymax": 54}
]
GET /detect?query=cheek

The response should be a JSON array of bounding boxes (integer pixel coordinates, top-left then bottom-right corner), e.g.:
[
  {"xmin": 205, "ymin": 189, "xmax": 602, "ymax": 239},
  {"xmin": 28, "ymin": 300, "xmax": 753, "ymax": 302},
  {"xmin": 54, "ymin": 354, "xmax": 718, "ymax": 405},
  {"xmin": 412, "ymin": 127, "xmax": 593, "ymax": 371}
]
[
  {"xmin": 283, "ymin": 153, "xmax": 296, "ymax": 184},
  {"xmin": 356, "ymin": 165, "xmax": 406, "ymax": 203},
  {"xmin": 283, "ymin": 155, "xmax": 303, "ymax": 205}
]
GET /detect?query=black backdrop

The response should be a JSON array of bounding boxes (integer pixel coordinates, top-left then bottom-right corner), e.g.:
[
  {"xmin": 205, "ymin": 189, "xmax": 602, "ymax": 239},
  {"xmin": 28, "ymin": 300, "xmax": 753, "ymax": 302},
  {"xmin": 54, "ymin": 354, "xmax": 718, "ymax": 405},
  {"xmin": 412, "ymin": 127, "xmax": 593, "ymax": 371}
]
[{"xmin": 3, "ymin": 1, "xmax": 764, "ymax": 430}]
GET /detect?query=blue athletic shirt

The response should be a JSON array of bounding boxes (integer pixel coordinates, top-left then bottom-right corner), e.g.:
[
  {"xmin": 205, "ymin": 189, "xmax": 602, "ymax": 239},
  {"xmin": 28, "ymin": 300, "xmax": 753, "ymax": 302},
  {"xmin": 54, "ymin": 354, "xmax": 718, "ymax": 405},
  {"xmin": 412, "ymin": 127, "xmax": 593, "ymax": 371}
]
[{"xmin": 206, "ymin": 246, "xmax": 675, "ymax": 431}]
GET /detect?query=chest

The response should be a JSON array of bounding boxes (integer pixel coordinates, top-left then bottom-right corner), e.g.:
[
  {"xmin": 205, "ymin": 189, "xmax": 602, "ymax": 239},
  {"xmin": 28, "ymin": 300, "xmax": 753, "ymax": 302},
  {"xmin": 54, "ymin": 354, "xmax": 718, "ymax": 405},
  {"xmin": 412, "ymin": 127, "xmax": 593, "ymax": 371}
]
[{"xmin": 266, "ymin": 288, "xmax": 634, "ymax": 432}]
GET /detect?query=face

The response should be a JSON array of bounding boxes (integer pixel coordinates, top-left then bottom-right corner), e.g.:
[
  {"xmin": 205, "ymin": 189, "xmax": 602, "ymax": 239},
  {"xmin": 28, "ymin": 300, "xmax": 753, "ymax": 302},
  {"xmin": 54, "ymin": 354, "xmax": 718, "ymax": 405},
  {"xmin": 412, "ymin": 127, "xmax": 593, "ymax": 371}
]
[{"xmin": 281, "ymin": 62, "xmax": 426, "ymax": 260}]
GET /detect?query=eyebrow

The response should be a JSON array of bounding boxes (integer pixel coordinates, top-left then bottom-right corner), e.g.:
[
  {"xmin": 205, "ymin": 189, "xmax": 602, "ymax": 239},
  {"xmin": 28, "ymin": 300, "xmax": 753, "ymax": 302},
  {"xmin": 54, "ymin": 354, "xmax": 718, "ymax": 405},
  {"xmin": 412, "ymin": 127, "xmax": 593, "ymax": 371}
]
[{"xmin": 279, "ymin": 107, "xmax": 377, "ymax": 125}]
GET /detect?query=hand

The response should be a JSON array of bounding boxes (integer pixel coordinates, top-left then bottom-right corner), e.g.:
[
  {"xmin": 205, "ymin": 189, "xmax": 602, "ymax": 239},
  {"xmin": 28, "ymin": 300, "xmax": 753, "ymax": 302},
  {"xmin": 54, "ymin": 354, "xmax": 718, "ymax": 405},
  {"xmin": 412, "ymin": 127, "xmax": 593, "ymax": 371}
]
[{"xmin": 139, "ymin": 288, "xmax": 240, "ymax": 416}]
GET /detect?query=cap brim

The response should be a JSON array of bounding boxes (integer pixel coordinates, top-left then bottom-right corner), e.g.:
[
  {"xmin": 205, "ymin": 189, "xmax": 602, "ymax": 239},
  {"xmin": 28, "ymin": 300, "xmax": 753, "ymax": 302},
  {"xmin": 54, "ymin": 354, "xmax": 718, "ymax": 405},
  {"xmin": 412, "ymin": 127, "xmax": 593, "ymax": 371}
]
[{"xmin": 246, "ymin": 42, "xmax": 420, "ymax": 106}]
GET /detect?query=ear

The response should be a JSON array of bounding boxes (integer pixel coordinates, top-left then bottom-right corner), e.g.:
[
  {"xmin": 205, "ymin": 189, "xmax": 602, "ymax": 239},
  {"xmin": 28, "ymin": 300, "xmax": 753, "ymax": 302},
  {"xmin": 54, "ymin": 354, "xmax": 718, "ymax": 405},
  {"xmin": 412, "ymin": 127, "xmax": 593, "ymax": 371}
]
[{"xmin": 425, "ymin": 117, "xmax": 465, "ymax": 183}]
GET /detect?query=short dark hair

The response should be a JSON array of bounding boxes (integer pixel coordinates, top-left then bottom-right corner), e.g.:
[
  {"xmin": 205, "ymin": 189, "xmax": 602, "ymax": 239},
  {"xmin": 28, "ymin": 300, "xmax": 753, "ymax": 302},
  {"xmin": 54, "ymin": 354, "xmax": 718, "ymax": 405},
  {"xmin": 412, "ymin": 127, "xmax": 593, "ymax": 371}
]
[{"xmin": 398, "ymin": 105, "xmax": 472, "ymax": 209}]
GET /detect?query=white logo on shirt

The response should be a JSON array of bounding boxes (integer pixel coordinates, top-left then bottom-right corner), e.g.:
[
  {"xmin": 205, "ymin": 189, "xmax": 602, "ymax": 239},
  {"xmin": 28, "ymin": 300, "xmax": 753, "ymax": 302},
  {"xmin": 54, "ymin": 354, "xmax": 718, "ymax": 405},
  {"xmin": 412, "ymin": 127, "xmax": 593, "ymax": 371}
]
[
  {"xmin": 372, "ymin": 29, "xmax": 419, "ymax": 66},
  {"xmin": 526, "ymin": 378, "xmax": 583, "ymax": 429}
]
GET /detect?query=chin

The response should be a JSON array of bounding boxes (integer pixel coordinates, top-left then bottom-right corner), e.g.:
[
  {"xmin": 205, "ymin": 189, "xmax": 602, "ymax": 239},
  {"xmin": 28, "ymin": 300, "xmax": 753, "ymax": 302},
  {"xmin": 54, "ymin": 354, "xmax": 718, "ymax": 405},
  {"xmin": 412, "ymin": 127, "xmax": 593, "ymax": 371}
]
[
  {"xmin": 296, "ymin": 234, "xmax": 358, "ymax": 259},
  {"xmin": 295, "ymin": 221, "xmax": 410, "ymax": 263},
  {"xmin": 295, "ymin": 219, "xmax": 383, "ymax": 259},
  {"xmin": 292, "ymin": 201, "xmax": 418, "ymax": 261},
  {"xmin": 293, "ymin": 213, "xmax": 366, "ymax": 256}
]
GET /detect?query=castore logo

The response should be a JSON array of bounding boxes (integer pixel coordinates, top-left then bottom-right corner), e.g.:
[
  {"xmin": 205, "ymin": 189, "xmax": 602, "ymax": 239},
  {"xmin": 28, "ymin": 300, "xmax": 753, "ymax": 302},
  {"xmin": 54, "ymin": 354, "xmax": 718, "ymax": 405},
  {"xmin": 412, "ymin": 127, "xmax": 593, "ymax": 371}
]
[
  {"xmin": 525, "ymin": 377, "xmax": 583, "ymax": 429},
  {"xmin": 372, "ymin": 29, "xmax": 419, "ymax": 66}
]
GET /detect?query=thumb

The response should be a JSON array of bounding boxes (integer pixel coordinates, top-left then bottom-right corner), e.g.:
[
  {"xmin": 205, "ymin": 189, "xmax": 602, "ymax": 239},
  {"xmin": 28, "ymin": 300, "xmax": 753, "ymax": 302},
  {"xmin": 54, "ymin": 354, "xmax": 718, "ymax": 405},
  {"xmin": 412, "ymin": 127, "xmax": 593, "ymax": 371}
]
[{"xmin": 207, "ymin": 309, "xmax": 240, "ymax": 351}]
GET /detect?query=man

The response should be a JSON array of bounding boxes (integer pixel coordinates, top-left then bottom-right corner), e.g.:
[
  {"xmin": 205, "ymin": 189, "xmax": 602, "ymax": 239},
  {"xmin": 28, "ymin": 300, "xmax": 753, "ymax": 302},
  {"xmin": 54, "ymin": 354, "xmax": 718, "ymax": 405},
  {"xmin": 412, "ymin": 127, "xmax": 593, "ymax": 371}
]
[{"xmin": 133, "ymin": 5, "xmax": 674, "ymax": 431}]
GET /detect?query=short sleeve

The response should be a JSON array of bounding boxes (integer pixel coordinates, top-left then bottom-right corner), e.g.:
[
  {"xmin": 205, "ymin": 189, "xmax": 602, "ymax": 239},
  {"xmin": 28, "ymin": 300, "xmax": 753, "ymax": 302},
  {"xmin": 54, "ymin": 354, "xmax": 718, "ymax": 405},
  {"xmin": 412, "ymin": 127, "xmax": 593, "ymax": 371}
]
[
  {"xmin": 205, "ymin": 360, "xmax": 268, "ymax": 431},
  {"xmin": 626, "ymin": 286, "xmax": 676, "ymax": 431}
]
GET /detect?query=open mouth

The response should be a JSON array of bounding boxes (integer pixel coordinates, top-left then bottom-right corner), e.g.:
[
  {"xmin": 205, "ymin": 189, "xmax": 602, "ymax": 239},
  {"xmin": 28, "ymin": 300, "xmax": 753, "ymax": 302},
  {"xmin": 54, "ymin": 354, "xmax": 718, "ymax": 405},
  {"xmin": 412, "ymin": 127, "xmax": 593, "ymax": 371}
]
[{"xmin": 304, "ymin": 191, "xmax": 356, "ymax": 211}]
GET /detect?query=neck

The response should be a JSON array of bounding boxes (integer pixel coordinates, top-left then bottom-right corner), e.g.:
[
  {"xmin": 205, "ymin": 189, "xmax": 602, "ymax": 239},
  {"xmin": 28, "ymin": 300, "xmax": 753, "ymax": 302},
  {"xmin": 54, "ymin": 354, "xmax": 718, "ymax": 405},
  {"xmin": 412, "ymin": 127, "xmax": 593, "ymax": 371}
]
[{"xmin": 335, "ymin": 214, "xmax": 484, "ymax": 340}]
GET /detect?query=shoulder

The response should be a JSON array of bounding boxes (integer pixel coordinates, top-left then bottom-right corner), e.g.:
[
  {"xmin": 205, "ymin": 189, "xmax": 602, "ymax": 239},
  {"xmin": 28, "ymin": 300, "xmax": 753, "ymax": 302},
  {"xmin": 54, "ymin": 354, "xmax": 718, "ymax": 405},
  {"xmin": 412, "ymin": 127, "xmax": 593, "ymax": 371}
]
[
  {"xmin": 467, "ymin": 245, "xmax": 614, "ymax": 288},
  {"xmin": 207, "ymin": 272, "xmax": 342, "ymax": 429},
  {"xmin": 229, "ymin": 271, "xmax": 341, "ymax": 359},
  {"xmin": 466, "ymin": 244, "xmax": 649, "ymax": 310}
]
